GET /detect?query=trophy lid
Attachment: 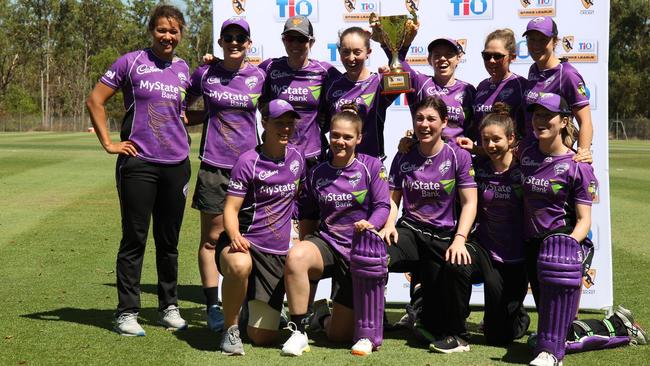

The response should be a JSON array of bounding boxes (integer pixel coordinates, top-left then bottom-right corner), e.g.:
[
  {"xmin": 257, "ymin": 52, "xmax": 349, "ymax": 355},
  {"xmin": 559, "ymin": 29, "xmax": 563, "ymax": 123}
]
[{"xmin": 427, "ymin": 38, "xmax": 464, "ymax": 55}]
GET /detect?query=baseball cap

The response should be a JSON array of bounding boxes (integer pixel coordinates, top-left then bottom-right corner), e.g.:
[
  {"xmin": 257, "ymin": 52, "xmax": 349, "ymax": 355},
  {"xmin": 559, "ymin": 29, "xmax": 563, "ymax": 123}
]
[
  {"xmin": 522, "ymin": 16, "xmax": 558, "ymax": 38},
  {"xmin": 282, "ymin": 15, "xmax": 313, "ymax": 38},
  {"xmin": 221, "ymin": 17, "xmax": 250, "ymax": 36},
  {"xmin": 268, "ymin": 99, "xmax": 300, "ymax": 119},
  {"xmin": 427, "ymin": 38, "xmax": 464, "ymax": 54},
  {"xmin": 527, "ymin": 93, "xmax": 572, "ymax": 114}
]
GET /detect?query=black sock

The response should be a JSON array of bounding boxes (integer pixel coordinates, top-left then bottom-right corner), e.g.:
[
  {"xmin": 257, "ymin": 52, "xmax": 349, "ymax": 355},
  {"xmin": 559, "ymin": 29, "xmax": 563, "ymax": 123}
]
[
  {"xmin": 291, "ymin": 313, "xmax": 308, "ymax": 332},
  {"xmin": 203, "ymin": 287, "xmax": 220, "ymax": 308}
]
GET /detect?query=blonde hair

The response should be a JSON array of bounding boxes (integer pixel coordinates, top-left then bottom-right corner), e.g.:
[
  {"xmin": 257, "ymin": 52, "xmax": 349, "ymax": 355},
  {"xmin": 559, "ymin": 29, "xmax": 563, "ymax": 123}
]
[
  {"xmin": 561, "ymin": 115, "xmax": 578, "ymax": 149},
  {"xmin": 485, "ymin": 28, "xmax": 516, "ymax": 56}
]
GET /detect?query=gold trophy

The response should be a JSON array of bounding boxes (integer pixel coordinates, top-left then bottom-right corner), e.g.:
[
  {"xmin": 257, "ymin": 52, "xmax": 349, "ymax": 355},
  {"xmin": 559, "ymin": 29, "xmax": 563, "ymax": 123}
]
[{"xmin": 369, "ymin": 11, "xmax": 418, "ymax": 95}]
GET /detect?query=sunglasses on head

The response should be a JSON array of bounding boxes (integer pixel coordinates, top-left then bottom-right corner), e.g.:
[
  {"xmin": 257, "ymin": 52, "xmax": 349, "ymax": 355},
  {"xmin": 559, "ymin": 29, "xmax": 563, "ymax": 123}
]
[
  {"xmin": 481, "ymin": 52, "xmax": 507, "ymax": 61},
  {"xmin": 283, "ymin": 34, "xmax": 310, "ymax": 43},
  {"xmin": 222, "ymin": 34, "xmax": 249, "ymax": 44}
]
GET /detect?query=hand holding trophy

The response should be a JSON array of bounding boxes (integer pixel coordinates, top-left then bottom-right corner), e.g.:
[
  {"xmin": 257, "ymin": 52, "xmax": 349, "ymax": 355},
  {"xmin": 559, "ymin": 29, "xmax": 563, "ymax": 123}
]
[{"xmin": 369, "ymin": 11, "xmax": 418, "ymax": 95}]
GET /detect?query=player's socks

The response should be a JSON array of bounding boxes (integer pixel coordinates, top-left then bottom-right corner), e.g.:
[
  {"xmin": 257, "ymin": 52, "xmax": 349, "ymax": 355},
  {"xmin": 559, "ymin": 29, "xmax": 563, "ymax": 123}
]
[{"xmin": 290, "ymin": 314, "xmax": 308, "ymax": 332}]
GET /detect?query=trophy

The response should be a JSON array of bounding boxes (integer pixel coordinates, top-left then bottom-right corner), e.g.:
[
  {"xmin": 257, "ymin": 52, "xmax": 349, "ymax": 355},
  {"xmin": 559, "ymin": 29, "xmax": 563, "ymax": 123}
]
[{"xmin": 369, "ymin": 11, "xmax": 418, "ymax": 95}]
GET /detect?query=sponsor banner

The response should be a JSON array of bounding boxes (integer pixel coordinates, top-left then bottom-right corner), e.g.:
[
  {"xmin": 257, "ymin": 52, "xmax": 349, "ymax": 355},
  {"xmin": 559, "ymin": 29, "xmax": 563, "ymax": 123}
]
[
  {"xmin": 246, "ymin": 45, "xmax": 263, "ymax": 65},
  {"xmin": 559, "ymin": 36, "xmax": 598, "ymax": 62},
  {"xmin": 342, "ymin": 0, "xmax": 380, "ymax": 22},
  {"xmin": 517, "ymin": 0, "xmax": 556, "ymax": 17},
  {"xmin": 274, "ymin": 0, "xmax": 319, "ymax": 22},
  {"xmin": 579, "ymin": 0, "xmax": 596, "ymax": 15},
  {"xmin": 405, "ymin": 43, "xmax": 429, "ymax": 65},
  {"xmin": 448, "ymin": 0, "xmax": 494, "ymax": 20}
]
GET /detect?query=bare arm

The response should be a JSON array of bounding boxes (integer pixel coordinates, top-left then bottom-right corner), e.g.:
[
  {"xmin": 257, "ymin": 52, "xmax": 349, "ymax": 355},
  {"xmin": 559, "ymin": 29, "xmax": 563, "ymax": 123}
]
[
  {"xmin": 570, "ymin": 203, "xmax": 591, "ymax": 243},
  {"xmin": 223, "ymin": 195, "xmax": 249, "ymax": 252},
  {"xmin": 379, "ymin": 190, "xmax": 402, "ymax": 245},
  {"xmin": 573, "ymin": 104, "xmax": 593, "ymax": 152},
  {"xmin": 86, "ymin": 82, "xmax": 137, "ymax": 156},
  {"xmin": 445, "ymin": 187, "xmax": 477, "ymax": 265}
]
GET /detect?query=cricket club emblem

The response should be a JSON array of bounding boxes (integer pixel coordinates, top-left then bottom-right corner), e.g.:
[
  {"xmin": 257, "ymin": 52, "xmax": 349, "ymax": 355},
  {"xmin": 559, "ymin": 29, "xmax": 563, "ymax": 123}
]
[
  {"xmin": 562, "ymin": 36, "xmax": 574, "ymax": 53},
  {"xmin": 581, "ymin": 0, "xmax": 594, "ymax": 9},
  {"xmin": 520, "ymin": 0, "xmax": 532, "ymax": 7},
  {"xmin": 456, "ymin": 39, "xmax": 467, "ymax": 54},
  {"xmin": 344, "ymin": 0, "xmax": 356, "ymax": 12},
  {"xmin": 232, "ymin": 0, "xmax": 246, "ymax": 15},
  {"xmin": 583, "ymin": 268, "xmax": 597, "ymax": 288},
  {"xmin": 405, "ymin": 0, "xmax": 419, "ymax": 13}
]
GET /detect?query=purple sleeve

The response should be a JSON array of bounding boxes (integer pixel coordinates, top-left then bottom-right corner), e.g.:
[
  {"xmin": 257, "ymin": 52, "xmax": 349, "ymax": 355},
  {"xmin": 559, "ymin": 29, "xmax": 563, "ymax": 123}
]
[
  {"xmin": 227, "ymin": 157, "xmax": 253, "ymax": 197},
  {"xmin": 367, "ymin": 160, "xmax": 391, "ymax": 229},
  {"xmin": 188, "ymin": 65, "xmax": 207, "ymax": 97},
  {"xmin": 258, "ymin": 58, "xmax": 272, "ymax": 71},
  {"xmin": 388, "ymin": 153, "xmax": 404, "ymax": 191},
  {"xmin": 573, "ymin": 163, "xmax": 597, "ymax": 206},
  {"xmin": 455, "ymin": 147, "xmax": 477, "ymax": 188},
  {"xmin": 100, "ymin": 54, "xmax": 130, "ymax": 89},
  {"xmin": 561, "ymin": 64, "xmax": 589, "ymax": 108},
  {"xmin": 297, "ymin": 169, "xmax": 319, "ymax": 220},
  {"xmin": 322, "ymin": 60, "xmax": 343, "ymax": 81}
]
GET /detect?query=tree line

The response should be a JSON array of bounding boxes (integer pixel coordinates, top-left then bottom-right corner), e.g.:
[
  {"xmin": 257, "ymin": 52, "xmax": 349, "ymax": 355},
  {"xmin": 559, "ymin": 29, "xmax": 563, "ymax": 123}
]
[{"xmin": 0, "ymin": 0, "xmax": 647, "ymax": 132}]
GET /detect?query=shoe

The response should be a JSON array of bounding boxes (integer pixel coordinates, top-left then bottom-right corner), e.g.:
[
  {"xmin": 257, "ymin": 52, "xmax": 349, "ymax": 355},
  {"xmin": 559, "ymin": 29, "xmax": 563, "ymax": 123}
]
[
  {"xmin": 529, "ymin": 351, "xmax": 562, "ymax": 366},
  {"xmin": 615, "ymin": 305, "xmax": 648, "ymax": 345},
  {"xmin": 307, "ymin": 298, "xmax": 332, "ymax": 332},
  {"xmin": 207, "ymin": 303, "xmax": 225, "ymax": 332},
  {"xmin": 429, "ymin": 335, "xmax": 470, "ymax": 354},
  {"xmin": 114, "ymin": 312, "xmax": 146, "ymax": 337},
  {"xmin": 351, "ymin": 338, "xmax": 373, "ymax": 356},
  {"xmin": 281, "ymin": 322, "xmax": 310, "ymax": 356},
  {"xmin": 159, "ymin": 305, "xmax": 188, "ymax": 330},
  {"xmin": 527, "ymin": 332, "xmax": 538, "ymax": 349},
  {"xmin": 220, "ymin": 325, "xmax": 245, "ymax": 355}
]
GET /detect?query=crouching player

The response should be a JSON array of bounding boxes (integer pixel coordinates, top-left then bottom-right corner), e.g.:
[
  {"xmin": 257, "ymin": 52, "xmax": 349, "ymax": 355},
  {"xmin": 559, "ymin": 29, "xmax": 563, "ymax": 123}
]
[
  {"xmin": 523, "ymin": 93, "xmax": 646, "ymax": 366},
  {"xmin": 281, "ymin": 104, "xmax": 391, "ymax": 356},
  {"xmin": 216, "ymin": 100, "xmax": 306, "ymax": 355}
]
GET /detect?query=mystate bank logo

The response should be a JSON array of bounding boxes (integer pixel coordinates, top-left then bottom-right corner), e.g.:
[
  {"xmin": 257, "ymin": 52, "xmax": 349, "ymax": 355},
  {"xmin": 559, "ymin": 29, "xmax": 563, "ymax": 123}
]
[
  {"xmin": 518, "ymin": 0, "xmax": 556, "ymax": 17},
  {"xmin": 559, "ymin": 36, "xmax": 598, "ymax": 62},
  {"xmin": 448, "ymin": 0, "xmax": 493, "ymax": 20},
  {"xmin": 342, "ymin": 0, "xmax": 379, "ymax": 22},
  {"xmin": 275, "ymin": 0, "xmax": 319, "ymax": 22}
]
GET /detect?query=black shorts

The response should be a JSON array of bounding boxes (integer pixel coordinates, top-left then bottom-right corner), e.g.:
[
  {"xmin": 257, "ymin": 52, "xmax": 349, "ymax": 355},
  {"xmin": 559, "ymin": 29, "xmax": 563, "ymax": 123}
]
[
  {"xmin": 192, "ymin": 162, "xmax": 231, "ymax": 215},
  {"xmin": 305, "ymin": 234, "xmax": 353, "ymax": 309},
  {"xmin": 387, "ymin": 218, "xmax": 454, "ymax": 273},
  {"xmin": 216, "ymin": 234, "xmax": 286, "ymax": 312}
]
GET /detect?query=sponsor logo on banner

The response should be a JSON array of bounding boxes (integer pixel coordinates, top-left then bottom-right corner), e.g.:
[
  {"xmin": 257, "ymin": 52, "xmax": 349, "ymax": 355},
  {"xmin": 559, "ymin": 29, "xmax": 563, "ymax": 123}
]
[
  {"xmin": 583, "ymin": 268, "xmax": 597, "ymax": 289},
  {"xmin": 246, "ymin": 45, "xmax": 263, "ymax": 65},
  {"xmin": 514, "ymin": 38, "xmax": 533, "ymax": 64},
  {"xmin": 391, "ymin": 93, "xmax": 410, "ymax": 110},
  {"xmin": 275, "ymin": 0, "xmax": 319, "ymax": 21},
  {"xmin": 448, "ymin": 0, "xmax": 493, "ymax": 20},
  {"xmin": 580, "ymin": 0, "xmax": 595, "ymax": 14},
  {"xmin": 405, "ymin": 0, "xmax": 420, "ymax": 13},
  {"xmin": 342, "ymin": 0, "xmax": 379, "ymax": 22},
  {"xmin": 232, "ymin": 0, "xmax": 246, "ymax": 14},
  {"xmin": 457, "ymin": 38, "xmax": 468, "ymax": 63},
  {"xmin": 517, "ymin": 0, "xmax": 556, "ymax": 17},
  {"xmin": 559, "ymin": 36, "xmax": 598, "ymax": 62},
  {"xmin": 406, "ymin": 43, "xmax": 428, "ymax": 65}
]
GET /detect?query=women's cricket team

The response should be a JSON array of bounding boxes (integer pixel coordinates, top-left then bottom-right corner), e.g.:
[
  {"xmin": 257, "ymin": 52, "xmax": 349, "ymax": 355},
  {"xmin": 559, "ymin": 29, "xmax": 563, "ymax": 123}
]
[{"xmin": 86, "ymin": 4, "xmax": 646, "ymax": 365}]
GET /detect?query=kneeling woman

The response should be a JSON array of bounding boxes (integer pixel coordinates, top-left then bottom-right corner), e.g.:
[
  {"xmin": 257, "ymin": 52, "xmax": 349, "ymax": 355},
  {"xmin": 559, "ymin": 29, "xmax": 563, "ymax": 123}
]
[
  {"xmin": 217, "ymin": 100, "xmax": 305, "ymax": 355},
  {"xmin": 282, "ymin": 104, "xmax": 391, "ymax": 356}
]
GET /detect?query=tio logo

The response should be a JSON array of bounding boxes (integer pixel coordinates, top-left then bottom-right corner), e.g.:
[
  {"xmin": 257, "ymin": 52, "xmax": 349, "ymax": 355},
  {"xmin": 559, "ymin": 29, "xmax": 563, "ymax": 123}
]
[
  {"xmin": 535, "ymin": 0, "xmax": 552, "ymax": 4},
  {"xmin": 276, "ymin": 0, "xmax": 314, "ymax": 18},
  {"xmin": 450, "ymin": 0, "xmax": 489, "ymax": 16},
  {"xmin": 359, "ymin": 1, "xmax": 377, "ymax": 11},
  {"xmin": 327, "ymin": 43, "xmax": 339, "ymax": 63},
  {"xmin": 409, "ymin": 45, "xmax": 426, "ymax": 55},
  {"xmin": 579, "ymin": 42, "xmax": 595, "ymax": 51}
]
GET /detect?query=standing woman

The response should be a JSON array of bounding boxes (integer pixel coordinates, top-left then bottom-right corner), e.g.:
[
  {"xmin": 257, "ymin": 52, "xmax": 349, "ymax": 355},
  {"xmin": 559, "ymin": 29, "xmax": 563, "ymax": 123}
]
[
  {"xmin": 216, "ymin": 100, "xmax": 305, "ymax": 355},
  {"xmin": 186, "ymin": 17, "xmax": 265, "ymax": 332},
  {"xmin": 523, "ymin": 16, "xmax": 592, "ymax": 158},
  {"xmin": 473, "ymin": 29, "xmax": 527, "ymax": 140},
  {"xmin": 258, "ymin": 15, "xmax": 341, "ymax": 165},
  {"xmin": 281, "ymin": 105, "xmax": 391, "ymax": 356},
  {"xmin": 86, "ymin": 4, "xmax": 190, "ymax": 336}
]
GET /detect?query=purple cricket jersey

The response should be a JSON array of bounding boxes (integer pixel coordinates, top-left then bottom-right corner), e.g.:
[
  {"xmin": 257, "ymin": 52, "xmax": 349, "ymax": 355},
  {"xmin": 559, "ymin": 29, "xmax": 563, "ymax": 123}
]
[
  {"xmin": 258, "ymin": 57, "xmax": 341, "ymax": 158},
  {"xmin": 227, "ymin": 145, "xmax": 306, "ymax": 255},
  {"xmin": 519, "ymin": 144, "xmax": 598, "ymax": 239},
  {"xmin": 324, "ymin": 73, "xmax": 398, "ymax": 159},
  {"xmin": 188, "ymin": 62, "xmax": 265, "ymax": 169},
  {"xmin": 524, "ymin": 61, "xmax": 589, "ymax": 142},
  {"xmin": 388, "ymin": 143, "xmax": 476, "ymax": 231},
  {"xmin": 473, "ymin": 73, "xmax": 527, "ymax": 137},
  {"xmin": 474, "ymin": 158, "xmax": 525, "ymax": 263},
  {"xmin": 298, "ymin": 153, "xmax": 391, "ymax": 259},
  {"xmin": 100, "ymin": 49, "xmax": 190, "ymax": 163}
]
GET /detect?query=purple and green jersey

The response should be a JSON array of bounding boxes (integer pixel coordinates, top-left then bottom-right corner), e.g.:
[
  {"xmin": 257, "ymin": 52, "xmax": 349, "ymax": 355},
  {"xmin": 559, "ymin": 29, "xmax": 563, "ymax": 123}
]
[
  {"xmin": 524, "ymin": 61, "xmax": 589, "ymax": 142},
  {"xmin": 298, "ymin": 153, "xmax": 391, "ymax": 259},
  {"xmin": 324, "ymin": 73, "xmax": 398, "ymax": 159},
  {"xmin": 227, "ymin": 145, "xmax": 306, "ymax": 255},
  {"xmin": 519, "ymin": 144, "xmax": 598, "ymax": 239},
  {"xmin": 474, "ymin": 158, "xmax": 525, "ymax": 263},
  {"xmin": 100, "ymin": 49, "xmax": 190, "ymax": 163},
  {"xmin": 188, "ymin": 62, "xmax": 265, "ymax": 169},
  {"xmin": 473, "ymin": 73, "xmax": 527, "ymax": 138},
  {"xmin": 258, "ymin": 57, "xmax": 341, "ymax": 158},
  {"xmin": 388, "ymin": 143, "xmax": 476, "ymax": 231}
]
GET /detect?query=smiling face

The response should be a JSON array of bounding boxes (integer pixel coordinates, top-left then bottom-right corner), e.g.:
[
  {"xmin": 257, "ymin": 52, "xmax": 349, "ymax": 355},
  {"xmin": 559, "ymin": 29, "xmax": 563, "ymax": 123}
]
[
  {"xmin": 428, "ymin": 43, "xmax": 461, "ymax": 79},
  {"xmin": 263, "ymin": 114, "xmax": 297, "ymax": 146},
  {"xmin": 218, "ymin": 25, "xmax": 251, "ymax": 61},
  {"xmin": 329, "ymin": 118, "xmax": 361, "ymax": 161},
  {"xmin": 413, "ymin": 107, "xmax": 447, "ymax": 144},
  {"xmin": 532, "ymin": 106, "xmax": 566, "ymax": 142},
  {"xmin": 526, "ymin": 30, "xmax": 555, "ymax": 64},
  {"xmin": 482, "ymin": 39, "xmax": 512, "ymax": 80},
  {"xmin": 150, "ymin": 16, "xmax": 182, "ymax": 60},
  {"xmin": 481, "ymin": 124, "xmax": 514, "ymax": 162},
  {"xmin": 282, "ymin": 31, "xmax": 312, "ymax": 59},
  {"xmin": 338, "ymin": 32, "xmax": 371, "ymax": 75}
]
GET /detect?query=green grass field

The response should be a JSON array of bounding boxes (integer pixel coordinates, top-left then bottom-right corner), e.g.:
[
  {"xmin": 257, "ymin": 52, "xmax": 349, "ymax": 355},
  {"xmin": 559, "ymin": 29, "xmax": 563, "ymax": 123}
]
[{"xmin": 1, "ymin": 133, "xmax": 649, "ymax": 365}]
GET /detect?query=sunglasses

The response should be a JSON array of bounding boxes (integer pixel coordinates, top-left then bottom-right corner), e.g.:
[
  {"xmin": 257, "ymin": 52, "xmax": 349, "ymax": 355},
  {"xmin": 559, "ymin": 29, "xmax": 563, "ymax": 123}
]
[
  {"xmin": 481, "ymin": 52, "xmax": 507, "ymax": 61},
  {"xmin": 222, "ymin": 34, "xmax": 249, "ymax": 44},
  {"xmin": 283, "ymin": 34, "xmax": 311, "ymax": 44}
]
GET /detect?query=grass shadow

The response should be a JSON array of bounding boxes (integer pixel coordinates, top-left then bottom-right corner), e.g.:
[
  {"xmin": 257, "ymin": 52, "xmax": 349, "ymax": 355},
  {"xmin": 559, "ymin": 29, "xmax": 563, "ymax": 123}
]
[{"xmin": 103, "ymin": 283, "xmax": 206, "ymax": 306}]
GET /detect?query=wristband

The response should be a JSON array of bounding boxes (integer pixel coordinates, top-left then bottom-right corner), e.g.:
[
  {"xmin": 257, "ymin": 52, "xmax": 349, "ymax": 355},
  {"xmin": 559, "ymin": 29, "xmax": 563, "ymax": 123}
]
[{"xmin": 455, "ymin": 233, "xmax": 467, "ymax": 240}]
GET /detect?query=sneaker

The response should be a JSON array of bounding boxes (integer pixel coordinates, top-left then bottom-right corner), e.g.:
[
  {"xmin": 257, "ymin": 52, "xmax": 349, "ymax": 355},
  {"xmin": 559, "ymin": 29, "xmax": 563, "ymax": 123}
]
[
  {"xmin": 307, "ymin": 298, "xmax": 332, "ymax": 332},
  {"xmin": 429, "ymin": 335, "xmax": 470, "ymax": 354},
  {"xmin": 220, "ymin": 325, "xmax": 245, "ymax": 355},
  {"xmin": 114, "ymin": 312, "xmax": 146, "ymax": 337},
  {"xmin": 207, "ymin": 303, "xmax": 225, "ymax": 332},
  {"xmin": 159, "ymin": 305, "xmax": 188, "ymax": 330},
  {"xmin": 281, "ymin": 322, "xmax": 310, "ymax": 356},
  {"xmin": 529, "ymin": 351, "xmax": 562, "ymax": 366},
  {"xmin": 351, "ymin": 338, "xmax": 373, "ymax": 356},
  {"xmin": 615, "ymin": 305, "xmax": 648, "ymax": 345}
]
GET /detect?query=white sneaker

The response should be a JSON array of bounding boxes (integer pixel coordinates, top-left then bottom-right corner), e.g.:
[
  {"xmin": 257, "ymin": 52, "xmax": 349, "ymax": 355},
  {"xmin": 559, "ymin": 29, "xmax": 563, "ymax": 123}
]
[
  {"xmin": 529, "ymin": 351, "xmax": 563, "ymax": 366},
  {"xmin": 159, "ymin": 305, "xmax": 188, "ymax": 330},
  {"xmin": 281, "ymin": 322, "xmax": 310, "ymax": 356},
  {"xmin": 114, "ymin": 312, "xmax": 145, "ymax": 337},
  {"xmin": 351, "ymin": 338, "xmax": 373, "ymax": 356}
]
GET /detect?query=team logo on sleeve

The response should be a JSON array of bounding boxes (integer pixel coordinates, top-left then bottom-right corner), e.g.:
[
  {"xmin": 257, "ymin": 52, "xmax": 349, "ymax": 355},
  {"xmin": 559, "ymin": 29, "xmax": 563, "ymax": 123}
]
[
  {"xmin": 439, "ymin": 159, "xmax": 451, "ymax": 175},
  {"xmin": 229, "ymin": 180, "xmax": 244, "ymax": 190},
  {"xmin": 379, "ymin": 166, "xmax": 388, "ymax": 181},
  {"xmin": 104, "ymin": 70, "xmax": 116, "ymax": 79},
  {"xmin": 232, "ymin": 0, "xmax": 246, "ymax": 14},
  {"xmin": 577, "ymin": 82, "xmax": 589, "ymax": 97},
  {"xmin": 290, "ymin": 160, "xmax": 300, "ymax": 176},
  {"xmin": 588, "ymin": 180, "xmax": 599, "ymax": 203},
  {"xmin": 469, "ymin": 167, "xmax": 475, "ymax": 177}
]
